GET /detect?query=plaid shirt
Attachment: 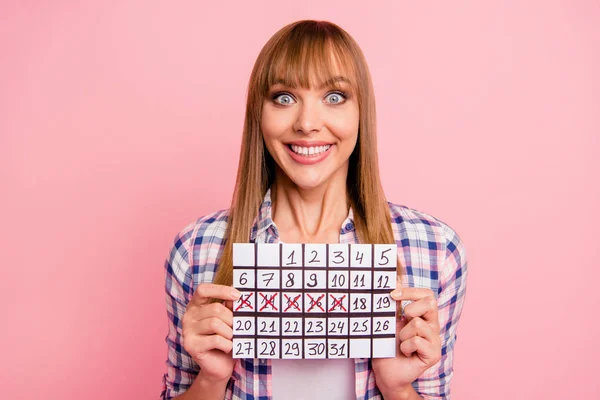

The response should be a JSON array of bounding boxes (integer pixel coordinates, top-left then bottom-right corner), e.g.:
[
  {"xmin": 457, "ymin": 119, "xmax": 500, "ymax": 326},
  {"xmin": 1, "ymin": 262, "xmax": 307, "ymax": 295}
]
[{"xmin": 161, "ymin": 188, "xmax": 468, "ymax": 400}]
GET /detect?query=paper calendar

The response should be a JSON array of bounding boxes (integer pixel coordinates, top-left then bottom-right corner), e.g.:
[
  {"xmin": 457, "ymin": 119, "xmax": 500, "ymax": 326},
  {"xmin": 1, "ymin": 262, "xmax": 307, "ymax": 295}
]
[{"xmin": 232, "ymin": 243, "xmax": 397, "ymax": 359}]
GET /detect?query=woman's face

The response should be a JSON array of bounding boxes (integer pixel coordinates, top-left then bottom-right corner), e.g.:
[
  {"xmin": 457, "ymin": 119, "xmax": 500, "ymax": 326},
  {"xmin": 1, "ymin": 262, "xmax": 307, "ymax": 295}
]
[{"xmin": 261, "ymin": 73, "xmax": 359, "ymax": 191}]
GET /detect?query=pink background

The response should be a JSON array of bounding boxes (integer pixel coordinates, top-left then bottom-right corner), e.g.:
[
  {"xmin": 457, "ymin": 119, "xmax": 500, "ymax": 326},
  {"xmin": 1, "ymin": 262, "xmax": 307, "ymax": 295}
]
[{"xmin": 1, "ymin": 1, "xmax": 599, "ymax": 399}]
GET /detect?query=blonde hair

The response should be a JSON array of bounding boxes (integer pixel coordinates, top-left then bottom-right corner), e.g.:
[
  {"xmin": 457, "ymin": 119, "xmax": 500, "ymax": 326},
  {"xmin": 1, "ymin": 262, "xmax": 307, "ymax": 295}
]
[{"xmin": 212, "ymin": 20, "xmax": 401, "ymax": 288}]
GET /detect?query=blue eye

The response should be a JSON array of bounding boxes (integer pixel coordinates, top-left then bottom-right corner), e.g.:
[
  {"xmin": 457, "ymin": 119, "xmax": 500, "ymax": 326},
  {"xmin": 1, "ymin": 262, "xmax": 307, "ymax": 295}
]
[
  {"xmin": 325, "ymin": 91, "xmax": 346, "ymax": 104},
  {"xmin": 273, "ymin": 93, "xmax": 295, "ymax": 105}
]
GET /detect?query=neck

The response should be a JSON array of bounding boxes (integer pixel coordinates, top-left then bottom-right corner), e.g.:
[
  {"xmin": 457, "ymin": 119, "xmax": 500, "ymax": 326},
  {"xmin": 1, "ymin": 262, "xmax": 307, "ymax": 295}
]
[{"xmin": 271, "ymin": 170, "xmax": 350, "ymax": 243}]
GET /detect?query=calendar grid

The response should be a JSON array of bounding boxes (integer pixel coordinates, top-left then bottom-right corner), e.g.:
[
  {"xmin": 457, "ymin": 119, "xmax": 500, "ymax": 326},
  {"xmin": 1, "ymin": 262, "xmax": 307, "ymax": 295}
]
[{"xmin": 232, "ymin": 243, "xmax": 397, "ymax": 359}]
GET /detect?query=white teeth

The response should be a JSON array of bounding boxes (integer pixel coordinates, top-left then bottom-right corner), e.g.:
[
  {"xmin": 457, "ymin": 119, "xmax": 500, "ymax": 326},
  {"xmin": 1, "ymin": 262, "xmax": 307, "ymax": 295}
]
[{"xmin": 290, "ymin": 144, "xmax": 331, "ymax": 157}]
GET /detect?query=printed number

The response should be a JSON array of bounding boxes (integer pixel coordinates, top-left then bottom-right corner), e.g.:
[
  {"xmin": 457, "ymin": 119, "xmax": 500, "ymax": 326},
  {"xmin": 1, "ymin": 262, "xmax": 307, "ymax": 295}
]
[
  {"xmin": 332, "ymin": 251, "xmax": 345, "ymax": 264},
  {"xmin": 262, "ymin": 272, "xmax": 275, "ymax": 286},
  {"xmin": 376, "ymin": 296, "xmax": 391, "ymax": 309},
  {"xmin": 330, "ymin": 273, "xmax": 346, "ymax": 288},
  {"xmin": 374, "ymin": 320, "xmax": 390, "ymax": 332},
  {"xmin": 328, "ymin": 320, "xmax": 346, "ymax": 334},
  {"xmin": 284, "ymin": 320, "xmax": 300, "ymax": 333},
  {"xmin": 285, "ymin": 273, "xmax": 295, "ymax": 287},
  {"xmin": 352, "ymin": 320, "xmax": 369, "ymax": 333},
  {"xmin": 259, "ymin": 320, "xmax": 277, "ymax": 333},
  {"xmin": 376, "ymin": 275, "xmax": 390, "ymax": 288},
  {"xmin": 330, "ymin": 343, "xmax": 346, "ymax": 356},
  {"xmin": 259, "ymin": 341, "xmax": 277, "ymax": 356},
  {"xmin": 352, "ymin": 297, "xmax": 367, "ymax": 311},
  {"xmin": 235, "ymin": 320, "xmax": 252, "ymax": 331},
  {"xmin": 307, "ymin": 342, "xmax": 326, "ymax": 356},
  {"xmin": 235, "ymin": 341, "xmax": 253, "ymax": 356},
  {"xmin": 378, "ymin": 248, "xmax": 391, "ymax": 265},
  {"xmin": 355, "ymin": 251, "xmax": 364, "ymax": 264},
  {"xmin": 307, "ymin": 273, "xmax": 318, "ymax": 288},
  {"xmin": 284, "ymin": 342, "xmax": 300, "ymax": 356},
  {"xmin": 309, "ymin": 250, "xmax": 320, "ymax": 264},
  {"xmin": 239, "ymin": 272, "xmax": 248, "ymax": 286},
  {"xmin": 306, "ymin": 320, "xmax": 324, "ymax": 333},
  {"xmin": 353, "ymin": 274, "xmax": 366, "ymax": 288},
  {"xmin": 286, "ymin": 250, "xmax": 297, "ymax": 265}
]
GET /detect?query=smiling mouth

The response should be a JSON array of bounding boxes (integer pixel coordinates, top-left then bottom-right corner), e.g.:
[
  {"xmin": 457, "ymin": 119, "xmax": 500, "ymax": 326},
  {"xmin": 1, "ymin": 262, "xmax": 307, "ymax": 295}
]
[{"xmin": 287, "ymin": 144, "xmax": 332, "ymax": 157}]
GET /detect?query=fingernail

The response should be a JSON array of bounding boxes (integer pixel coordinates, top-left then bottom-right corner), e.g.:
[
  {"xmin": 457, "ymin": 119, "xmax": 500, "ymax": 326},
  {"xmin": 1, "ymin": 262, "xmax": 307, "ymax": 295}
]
[
  {"xmin": 230, "ymin": 288, "xmax": 241, "ymax": 299},
  {"xmin": 390, "ymin": 290, "xmax": 402, "ymax": 300}
]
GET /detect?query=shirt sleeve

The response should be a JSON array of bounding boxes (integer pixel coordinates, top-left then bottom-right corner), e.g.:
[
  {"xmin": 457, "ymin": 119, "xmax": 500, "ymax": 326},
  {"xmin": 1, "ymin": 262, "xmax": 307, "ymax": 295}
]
[
  {"xmin": 160, "ymin": 228, "xmax": 200, "ymax": 400},
  {"xmin": 412, "ymin": 223, "xmax": 469, "ymax": 399}
]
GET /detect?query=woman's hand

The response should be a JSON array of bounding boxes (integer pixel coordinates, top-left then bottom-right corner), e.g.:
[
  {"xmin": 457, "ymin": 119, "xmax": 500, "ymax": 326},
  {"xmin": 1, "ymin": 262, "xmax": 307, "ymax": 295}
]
[
  {"xmin": 181, "ymin": 283, "xmax": 241, "ymax": 383},
  {"xmin": 372, "ymin": 285, "xmax": 442, "ymax": 397}
]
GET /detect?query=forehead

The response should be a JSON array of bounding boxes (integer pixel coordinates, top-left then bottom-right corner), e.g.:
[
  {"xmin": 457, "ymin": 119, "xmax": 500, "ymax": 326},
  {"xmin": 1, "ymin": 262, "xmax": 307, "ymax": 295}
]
[{"xmin": 265, "ymin": 43, "xmax": 358, "ymax": 92}]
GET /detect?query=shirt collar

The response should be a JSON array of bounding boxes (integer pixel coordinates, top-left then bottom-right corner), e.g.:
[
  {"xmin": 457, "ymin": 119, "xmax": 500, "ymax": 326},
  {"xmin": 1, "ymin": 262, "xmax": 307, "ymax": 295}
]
[{"xmin": 249, "ymin": 187, "xmax": 356, "ymax": 242}]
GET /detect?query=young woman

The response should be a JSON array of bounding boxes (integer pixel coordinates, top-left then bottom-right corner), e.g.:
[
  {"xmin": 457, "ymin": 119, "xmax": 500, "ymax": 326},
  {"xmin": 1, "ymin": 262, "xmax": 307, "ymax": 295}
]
[{"xmin": 161, "ymin": 20, "xmax": 468, "ymax": 400}]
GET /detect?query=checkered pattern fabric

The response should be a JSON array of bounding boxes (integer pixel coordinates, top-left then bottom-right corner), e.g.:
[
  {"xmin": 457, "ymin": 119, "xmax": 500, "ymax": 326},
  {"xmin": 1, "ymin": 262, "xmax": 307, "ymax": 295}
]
[{"xmin": 160, "ymin": 188, "xmax": 468, "ymax": 399}]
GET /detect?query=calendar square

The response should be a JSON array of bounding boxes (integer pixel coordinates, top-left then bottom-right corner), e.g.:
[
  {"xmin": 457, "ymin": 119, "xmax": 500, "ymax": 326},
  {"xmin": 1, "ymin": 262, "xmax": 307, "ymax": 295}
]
[
  {"xmin": 234, "ymin": 292, "xmax": 256, "ymax": 312},
  {"xmin": 304, "ymin": 318, "xmax": 326, "ymax": 336},
  {"xmin": 374, "ymin": 271, "xmax": 397, "ymax": 290},
  {"xmin": 350, "ymin": 244, "xmax": 372, "ymax": 267},
  {"xmin": 233, "ymin": 243, "xmax": 255, "ymax": 266},
  {"xmin": 257, "ymin": 243, "xmax": 280, "ymax": 267},
  {"xmin": 257, "ymin": 317, "xmax": 280, "ymax": 336},
  {"xmin": 304, "ymin": 292, "xmax": 326, "ymax": 313},
  {"xmin": 281, "ymin": 317, "xmax": 302, "ymax": 336},
  {"xmin": 327, "ymin": 318, "xmax": 349, "ymax": 336},
  {"xmin": 281, "ymin": 244, "xmax": 303, "ymax": 267},
  {"xmin": 350, "ymin": 270, "xmax": 371, "ymax": 290},
  {"xmin": 374, "ymin": 244, "xmax": 397, "ymax": 267},
  {"xmin": 282, "ymin": 292, "xmax": 303, "ymax": 313},
  {"xmin": 373, "ymin": 293, "xmax": 395, "ymax": 313},
  {"xmin": 328, "ymin": 243, "xmax": 349, "ymax": 267},
  {"xmin": 281, "ymin": 270, "xmax": 303, "ymax": 289},
  {"xmin": 281, "ymin": 317, "xmax": 304, "ymax": 336},
  {"xmin": 328, "ymin": 270, "xmax": 349, "ymax": 290},
  {"xmin": 233, "ymin": 269, "xmax": 254, "ymax": 289},
  {"xmin": 304, "ymin": 339, "xmax": 327, "ymax": 358},
  {"xmin": 349, "ymin": 293, "xmax": 372, "ymax": 313},
  {"xmin": 257, "ymin": 270, "xmax": 280, "ymax": 289},
  {"xmin": 233, "ymin": 316, "xmax": 255, "ymax": 335},
  {"xmin": 327, "ymin": 293, "xmax": 349, "ymax": 313},
  {"xmin": 372, "ymin": 316, "xmax": 395, "ymax": 335},
  {"xmin": 257, "ymin": 338, "xmax": 280, "ymax": 358},
  {"xmin": 304, "ymin": 270, "xmax": 327, "ymax": 289},
  {"xmin": 372, "ymin": 337, "xmax": 397, "ymax": 358},
  {"xmin": 328, "ymin": 339, "xmax": 349, "ymax": 358},
  {"xmin": 349, "ymin": 338, "xmax": 371, "ymax": 358},
  {"xmin": 233, "ymin": 338, "xmax": 255, "ymax": 358},
  {"xmin": 350, "ymin": 317, "xmax": 371, "ymax": 335},
  {"xmin": 304, "ymin": 244, "xmax": 327, "ymax": 267},
  {"xmin": 281, "ymin": 339, "xmax": 303, "ymax": 359},
  {"xmin": 257, "ymin": 291, "xmax": 280, "ymax": 313}
]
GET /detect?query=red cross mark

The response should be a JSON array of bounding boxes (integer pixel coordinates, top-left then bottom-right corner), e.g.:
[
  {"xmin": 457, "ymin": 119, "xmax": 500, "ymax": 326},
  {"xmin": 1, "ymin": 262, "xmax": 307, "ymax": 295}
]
[
  {"xmin": 259, "ymin": 292, "xmax": 278, "ymax": 311},
  {"xmin": 306, "ymin": 294, "xmax": 325, "ymax": 312},
  {"xmin": 234, "ymin": 292, "xmax": 254, "ymax": 311},
  {"xmin": 328, "ymin": 294, "xmax": 347, "ymax": 312},
  {"xmin": 283, "ymin": 294, "xmax": 302, "ymax": 312}
]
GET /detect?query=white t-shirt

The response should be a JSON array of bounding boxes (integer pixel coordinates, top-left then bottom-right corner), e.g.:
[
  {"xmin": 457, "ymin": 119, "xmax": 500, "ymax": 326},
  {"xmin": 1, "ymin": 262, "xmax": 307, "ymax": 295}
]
[{"xmin": 271, "ymin": 358, "xmax": 356, "ymax": 399}]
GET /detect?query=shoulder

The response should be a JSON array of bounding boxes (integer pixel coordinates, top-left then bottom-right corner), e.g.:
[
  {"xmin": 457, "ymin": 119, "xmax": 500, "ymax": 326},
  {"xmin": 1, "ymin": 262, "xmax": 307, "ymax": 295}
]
[
  {"xmin": 386, "ymin": 201, "xmax": 468, "ymax": 288},
  {"xmin": 165, "ymin": 208, "xmax": 231, "ymax": 297}
]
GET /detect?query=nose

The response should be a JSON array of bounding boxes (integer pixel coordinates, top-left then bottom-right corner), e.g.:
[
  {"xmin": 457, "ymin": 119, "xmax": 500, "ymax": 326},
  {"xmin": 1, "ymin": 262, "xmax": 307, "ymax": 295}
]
[{"xmin": 292, "ymin": 101, "xmax": 324, "ymax": 135}]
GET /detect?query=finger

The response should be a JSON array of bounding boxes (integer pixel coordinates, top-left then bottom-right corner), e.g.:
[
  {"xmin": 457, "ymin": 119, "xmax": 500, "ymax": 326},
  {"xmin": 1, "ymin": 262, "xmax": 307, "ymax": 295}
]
[
  {"xmin": 223, "ymin": 300, "xmax": 234, "ymax": 311},
  {"xmin": 403, "ymin": 297, "xmax": 439, "ymax": 327},
  {"xmin": 399, "ymin": 335, "xmax": 437, "ymax": 362},
  {"xmin": 191, "ymin": 284, "xmax": 241, "ymax": 307},
  {"xmin": 187, "ymin": 302, "xmax": 233, "ymax": 327},
  {"xmin": 398, "ymin": 317, "xmax": 438, "ymax": 343},
  {"xmin": 191, "ymin": 334, "xmax": 234, "ymax": 356},
  {"xmin": 192, "ymin": 317, "xmax": 234, "ymax": 340},
  {"xmin": 390, "ymin": 287, "xmax": 436, "ymax": 302}
]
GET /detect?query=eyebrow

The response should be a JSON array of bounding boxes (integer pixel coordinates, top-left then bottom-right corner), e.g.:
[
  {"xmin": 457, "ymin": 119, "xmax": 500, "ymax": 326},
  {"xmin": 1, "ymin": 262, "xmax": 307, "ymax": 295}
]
[{"xmin": 271, "ymin": 75, "xmax": 352, "ymax": 90}]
